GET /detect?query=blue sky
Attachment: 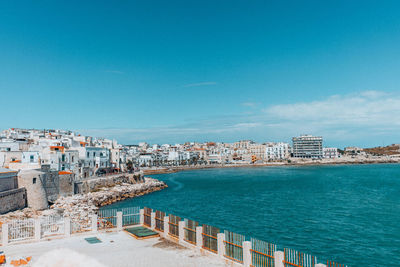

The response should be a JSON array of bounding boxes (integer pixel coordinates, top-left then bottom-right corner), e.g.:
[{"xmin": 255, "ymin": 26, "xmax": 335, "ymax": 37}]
[{"xmin": 1, "ymin": 1, "xmax": 400, "ymax": 147}]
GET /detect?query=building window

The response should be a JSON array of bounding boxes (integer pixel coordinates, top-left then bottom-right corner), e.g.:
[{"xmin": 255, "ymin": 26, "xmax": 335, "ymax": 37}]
[
  {"xmin": 30, "ymin": 155, "xmax": 34, "ymax": 163},
  {"xmin": 33, "ymin": 178, "xmax": 37, "ymax": 184}
]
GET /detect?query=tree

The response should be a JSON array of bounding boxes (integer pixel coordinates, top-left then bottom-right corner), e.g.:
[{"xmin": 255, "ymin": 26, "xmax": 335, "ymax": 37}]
[{"xmin": 127, "ymin": 160, "xmax": 133, "ymax": 172}]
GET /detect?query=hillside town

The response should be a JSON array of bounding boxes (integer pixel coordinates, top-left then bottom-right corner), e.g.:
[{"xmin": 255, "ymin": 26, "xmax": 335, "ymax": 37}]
[{"xmin": 1, "ymin": 128, "xmax": 399, "ymax": 216}]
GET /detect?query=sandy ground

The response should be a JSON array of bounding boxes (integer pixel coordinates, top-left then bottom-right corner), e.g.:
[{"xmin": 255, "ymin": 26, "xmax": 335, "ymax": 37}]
[{"xmin": 2, "ymin": 231, "xmax": 229, "ymax": 267}]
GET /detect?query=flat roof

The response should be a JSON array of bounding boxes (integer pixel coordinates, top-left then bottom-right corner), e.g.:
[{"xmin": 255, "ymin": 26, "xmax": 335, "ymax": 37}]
[{"xmin": 0, "ymin": 167, "xmax": 17, "ymax": 174}]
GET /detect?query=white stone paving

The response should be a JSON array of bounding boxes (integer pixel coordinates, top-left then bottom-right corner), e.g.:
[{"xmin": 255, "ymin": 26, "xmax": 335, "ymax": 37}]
[{"xmin": 2, "ymin": 231, "xmax": 230, "ymax": 267}]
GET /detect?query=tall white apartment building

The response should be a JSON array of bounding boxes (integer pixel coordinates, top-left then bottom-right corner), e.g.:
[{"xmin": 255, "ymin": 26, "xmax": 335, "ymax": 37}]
[{"xmin": 292, "ymin": 135, "xmax": 323, "ymax": 158}]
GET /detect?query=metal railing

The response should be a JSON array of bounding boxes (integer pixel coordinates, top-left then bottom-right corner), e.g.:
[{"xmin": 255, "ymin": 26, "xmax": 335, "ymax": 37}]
[
  {"xmin": 202, "ymin": 224, "xmax": 219, "ymax": 253},
  {"xmin": 224, "ymin": 230, "xmax": 245, "ymax": 263},
  {"xmin": 155, "ymin": 210, "xmax": 165, "ymax": 232},
  {"xmin": 0, "ymin": 206, "xmax": 350, "ymax": 267},
  {"xmin": 41, "ymin": 215, "xmax": 65, "ymax": 238},
  {"xmin": 251, "ymin": 238, "xmax": 276, "ymax": 267},
  {"xmin": 184, "ymin": 219, "xmax": 198, "ymax": 245},
  {"xmin": 121, "ymin": 207, "xmax": 140, "ymax": 226},
  {"xmin": 71, "ymin": 216, "xmax": 92, "ymax": 234},
  {"xmin": 143, "ymin": 207, "xmax": 152, "ymax": 227},
  {"xmin": 327, "ymin": 261, "xmax": 348, "ymax": 267},
  {"xmin": 98, "ymin": 208, "xmax": 117, "ymax": 229},
  {"xmin": 284, "ymin": 248, "xmax": 316, "ymax": 267},
  {"xmin": 168, "ymin": 214, "xmax": 180, "ymax": 238},
  {"xmin": 8, "ymin": 219, "xmax": 35, "ymax": 243}
]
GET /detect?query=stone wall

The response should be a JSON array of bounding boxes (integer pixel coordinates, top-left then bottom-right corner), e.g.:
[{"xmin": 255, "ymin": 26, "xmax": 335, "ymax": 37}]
[
  {"xmin": 40, "ymin": 170, "xmax": 60, "ymax": 202},
  {"xmin": 59, "ymin": 173, "xmax": 74, "ymax": 197},
  {"xmin": 0, "ymin": 187, "xmax": 27, "ymax": 214}
]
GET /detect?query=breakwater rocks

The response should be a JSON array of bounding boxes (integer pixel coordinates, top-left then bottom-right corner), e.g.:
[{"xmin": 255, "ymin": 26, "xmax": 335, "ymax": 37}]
[
  {"xmin": 78, "ymin": 172, "xmax": 144, "ymax": 194},
  {"xmin": 52, "ymin": 177, "xmax": 167, "ymax": 214},
  {"xmin": 0, "ymin": 177, "xmax": 167, "ymax": 224}
]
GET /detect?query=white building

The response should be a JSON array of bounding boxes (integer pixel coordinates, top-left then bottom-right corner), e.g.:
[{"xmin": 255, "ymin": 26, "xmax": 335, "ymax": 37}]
[
  {"xmin": 138, "ymin": 154, "xmax": 153, "ymax": 167},
  {"xmin": 323, "ymin": 147, "xmax": 339, "ymax": 159},
  {"xmin": 265, "ymin": 142, "xmax": 290, "ymax": 160},
  {"xmin": 249, "ymin": 143, "xmax": 267, "ymax": 161},
  {"xmin": 292, "ymin": 135, "xmax": 323, "ymax": 158},
  {"xmin": 21, "ymin": 151, "xmax": 40, "ymax": 164},
  {"xmin": 0, "ymin": 141, "xmax": 20, "ymax": 152}
]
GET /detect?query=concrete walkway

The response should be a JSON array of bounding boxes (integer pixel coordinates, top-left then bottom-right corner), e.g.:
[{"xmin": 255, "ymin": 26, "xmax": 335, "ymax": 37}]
[{"xmin": 2, "ymin": 231, "xmax": 229, "ymax": 267}]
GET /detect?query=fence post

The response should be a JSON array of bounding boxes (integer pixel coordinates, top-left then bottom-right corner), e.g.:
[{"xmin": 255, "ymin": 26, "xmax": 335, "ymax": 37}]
[
  {"xmin": 91, "ymin": 214, "xmax": 98, "ymax": 233},
  {"xmin": 178, "ymin": 221, "xmax": 185, "ymax": 244},
  {"xmin": 243, "ymin": 241, "xmax": 252, "ymax": 267},
  {"xmin": 2, "ymin": 223, "xmax": 8, "ymax": 245},
  {"xmin": 64, "ymin": 217, "xmax": 71, "ymax": 237},
  {"xmin": 117, "ymin": 211, "xmax": 123, "ymax": 231},
  {"xmin": 35, "ymin": 218, "xmax": 41, "ymax": 241},
  {"xmin": 163, "ymin": 216, "xmax": 169, "ymax": 238},
  {"xmin": 196, "ymin": 226, "xmax": 202, "ymax": 250},
  {"xmin": 217, "ymin": 233, "xmax": 225, "ymax": 259},
  {"xmin": 274, "ymin": 251, "xmax": 284, "ymax": 267},
  {"xmin": 150, "ymin": 212, "xmax": 156, "ymax": 230},
  {"xmin": 140, "ymin": 209, "xmax": 144, "ymax": 225}
]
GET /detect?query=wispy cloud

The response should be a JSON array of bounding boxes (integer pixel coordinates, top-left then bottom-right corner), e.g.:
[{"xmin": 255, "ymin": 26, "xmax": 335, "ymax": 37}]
[
  {"xmin": 241, "ymin": 102, "xmax": 257, "ymax": 107},
  {"xmin": 264, "ymin": 90, "xmax": 400, "ymax": 127},
  {"xmin": 103, "ymin": 70, "xmax": 125, "ymax": 74},
  {"xmin": 183, "ymin": 82, "xmax": 217, "ymax": 88},
  {"xmin": 80, "ymin": 90, "xmax": 400, "ymax": 146},
  {"xmin": 79, "ymin": 119, "xmax": 262, "ymax": 144},
  {"xmin": 259, "ymin": 90, "xmax": 400, "ymax": 144}
]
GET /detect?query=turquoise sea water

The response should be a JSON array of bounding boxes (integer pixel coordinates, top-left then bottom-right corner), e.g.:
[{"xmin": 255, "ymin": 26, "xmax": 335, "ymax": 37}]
[{"xmin": 106, "ymin": 164, "xmax": 400, "ymax": 266}]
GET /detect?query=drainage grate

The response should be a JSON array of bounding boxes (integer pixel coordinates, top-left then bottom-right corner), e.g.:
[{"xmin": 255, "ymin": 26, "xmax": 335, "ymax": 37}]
[
  {"xmin": 124, "ymin": 226, "xmax": 159, "ymax": 239},
  {"xmin": 84, "ymin": 237, "xmax": 102, "ymax": 244}
]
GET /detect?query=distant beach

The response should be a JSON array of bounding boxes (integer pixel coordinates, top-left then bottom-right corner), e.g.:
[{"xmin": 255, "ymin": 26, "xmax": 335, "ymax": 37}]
[{"xmin": 142, "ymin": 157, "xmax": 400, "ymax": 175}]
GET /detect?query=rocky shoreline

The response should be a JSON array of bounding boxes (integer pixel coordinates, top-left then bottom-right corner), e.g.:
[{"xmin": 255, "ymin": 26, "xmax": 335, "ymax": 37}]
[{"xmin": 0, "ymin": 177, "xmax": 167, "ymax": 223}]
